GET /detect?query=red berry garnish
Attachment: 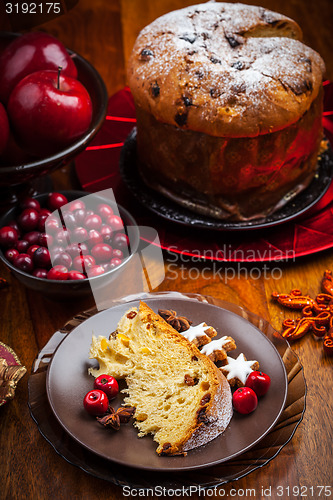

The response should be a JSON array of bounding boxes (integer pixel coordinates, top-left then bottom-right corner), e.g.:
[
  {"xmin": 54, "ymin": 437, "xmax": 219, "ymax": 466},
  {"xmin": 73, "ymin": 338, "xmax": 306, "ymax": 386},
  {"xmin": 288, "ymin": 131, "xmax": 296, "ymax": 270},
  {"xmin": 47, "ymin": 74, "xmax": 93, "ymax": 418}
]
[
  {"xmin": 100, "ymin": 224, "xmax": 113, "ymax": 243},
  {"xmin": 48, "ymin": 192, "xmax": 68, "ymax": 211},
  {"xmin": 245, "ymin": 371, "xmax": 271, "ymax": 397},
  {"xmin": 111, "ymin": 249, "xmax": 123, "ymax": 260},
  {"xmin": 0, "ymin": 226, "xmax": 19, "ymax": 248},
  {"xmin": 83, "ymin": 389, "xmax": 109, "ymax": 416},
  {"xmin": 94, "ymin": 374, "xmax": 119, "ymax": 399},
  {"xmin": 113, "ymin": 232, "xmax": 129, "ymax": 251},
  {"xmin": 232, "ymin": 387, "xmax": 258, "ymax": 415}
]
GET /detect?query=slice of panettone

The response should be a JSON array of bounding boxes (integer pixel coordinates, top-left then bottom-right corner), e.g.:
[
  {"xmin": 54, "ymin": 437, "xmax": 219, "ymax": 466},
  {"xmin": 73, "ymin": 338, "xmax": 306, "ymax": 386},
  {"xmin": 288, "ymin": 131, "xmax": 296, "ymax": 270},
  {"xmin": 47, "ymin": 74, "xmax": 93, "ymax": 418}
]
[{"xmin": 89, "ymin": 301, "xmax": 232, "ymax": 455}]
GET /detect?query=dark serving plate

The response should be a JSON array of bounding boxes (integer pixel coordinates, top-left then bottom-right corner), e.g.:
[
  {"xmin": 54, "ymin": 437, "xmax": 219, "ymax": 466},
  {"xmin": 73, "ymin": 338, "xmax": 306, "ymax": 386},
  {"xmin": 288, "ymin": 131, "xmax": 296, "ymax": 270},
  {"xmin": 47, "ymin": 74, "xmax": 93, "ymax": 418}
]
[
  {"xmin": 29, "ymin": 292, "xmax": 306, "ymax": 487},
  {"xmin": 120, "ymin": 128, "xmax": 333, "ymax": 232}
]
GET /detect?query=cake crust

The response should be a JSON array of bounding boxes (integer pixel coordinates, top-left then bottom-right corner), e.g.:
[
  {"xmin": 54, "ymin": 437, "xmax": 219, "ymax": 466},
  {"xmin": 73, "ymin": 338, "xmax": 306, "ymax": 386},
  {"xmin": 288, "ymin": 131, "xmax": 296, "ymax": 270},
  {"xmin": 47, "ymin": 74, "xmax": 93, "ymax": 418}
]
[{"xmin": 128, "ymin": 2, "xmax": 325, "ymax": 138}]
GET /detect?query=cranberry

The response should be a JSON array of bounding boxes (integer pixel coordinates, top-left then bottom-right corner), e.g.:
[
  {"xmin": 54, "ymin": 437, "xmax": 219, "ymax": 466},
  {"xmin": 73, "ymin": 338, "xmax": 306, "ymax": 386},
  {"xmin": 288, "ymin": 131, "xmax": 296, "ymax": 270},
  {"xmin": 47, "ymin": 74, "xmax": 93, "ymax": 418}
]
[
  {"xmin": 84, "ymin": 214, "xmax": 102, "ymax": 231},
  {"xmin": 101, "ymin": 224, "xmax": 113, "ymax": 243},
  {"xmin": 52, "ymin": 251, "xmax": 72, "ymax": 269},
  {"xmin": 33, "ymin": 247, "xmax": 51, "ymax": 268},
  {"xmin": 24, "ymin": 231, "xmax": 41, "ymax": 246},
  {"xmin": 73, "ymin": 254, "xmax": 95, "ymax": 273},
  {"xmin": 72, "ymin": 227, "xmax": 88, "ymax": 243},
  {"xmin": 72, "ymin": 208, "xmax": 86, "ymax": 225},
  {"xmin": 83, "ymin": 389, "xmax": 108, "ymax": 416},
  {"xmin": 85, "ymin": 210, "xmax": 94, "ymax": 216},
  {"xmin": 38, "ymin": 232, "xmax": 53, "ymax": 248},
  {"xmin": 113, "ymin": 232, "xmax": 129, "ymax": 251},
  {"xmin": 47, "ymin": 265, "xmax": 68, "ymax": 280},
  {"xmin": 62, "ymin": 211, "xmax": 76, "ymax": 230},
  {"xmin": 66, "ymin": 242, "xmax": 89, "ymax": 258},
  {"xmin": 13, "ymin": 253, "xmax": 33, "ymax": 273},
  {"xmin": 4, "ymin": 248, "xmax": 19, "ymax": 263},
  {"xmin": 44, "ymin": 217, "xmax": 60, "ymax": 235},
  {"xmin": 0, "ymin": 226, "xmax": 19, "ymax": 248},
  {"xmin": 110, "ymin": 257, "xmax": 122, "ymax": 268},
  {"xmin": 27, "ymin": 244, "xmax": 40, "ymax": 258},
  {"xmin": 94, "ymin": 374, "xmax": 119, "ymax": 399},
  {"xmin": 68, "ymin": 270, "xmax": 86, "ymax": 280},
  {"xmin": 91, "ymin": 243, "xmax": 113, "ymax": 263},
  {"xmin": 49, "ymin": 245, "xmax": 65, "ymax": 257},
  {"xmin": 97, "ymin": 203, "xmax": 114, "ymax": 220},
  {"xmin": 111, "ymin": 249, "xmax": 123, "ymax": 260},
  {"xmin": 33, "ymin": 268, "xmax": 48, "ymax": 279},
  {"xmin": 18, "ymin": 208, "xmax": 39, "ymax": 232},
  {"xmin": 107, "ymin": 215, "xmax": 124, "ymax": 232},
  {"xmin": 87, "ymin": 229, "xmax": 103, "ymax": 248},
  {"xmin": 39, "ymin": 208, "xmax": 52, "ymax": 218},
  {"xmin": 8, "ymin": 220, "xmax": 21, "ymax": 236},
  {"xmin": 55, "ymin": 228, "xmax": 71, "ymax": 247},
  {"xmin": 48, "ymin": 192, "xmax": 68, "ymax": 211},
  {"xmin": 16, "ymin": 240, "xmax": 29, "ymax": 253},
  {"xmin": 87, "ymin": 265, "xmax": 105, "ymax": 277},
  {"xmin": 20, "ymin": 197, "xmax": 40, "ymax": 212},
  {"xmin": 69, "ymin": 199, "xmax": 86, "ymax": 212},
  {"xmin": 38, "ymin": 214, "xmax": 49, "ymax": 232}
]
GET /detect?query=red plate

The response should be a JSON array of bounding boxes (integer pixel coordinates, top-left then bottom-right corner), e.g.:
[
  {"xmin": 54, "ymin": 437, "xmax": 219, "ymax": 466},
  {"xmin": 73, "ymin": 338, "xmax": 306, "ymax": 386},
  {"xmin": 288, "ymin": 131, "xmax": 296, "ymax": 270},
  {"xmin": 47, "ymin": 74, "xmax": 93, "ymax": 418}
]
[{"xmin": 75, "ymin": 82, "xmax": 333, "ymax": 262}]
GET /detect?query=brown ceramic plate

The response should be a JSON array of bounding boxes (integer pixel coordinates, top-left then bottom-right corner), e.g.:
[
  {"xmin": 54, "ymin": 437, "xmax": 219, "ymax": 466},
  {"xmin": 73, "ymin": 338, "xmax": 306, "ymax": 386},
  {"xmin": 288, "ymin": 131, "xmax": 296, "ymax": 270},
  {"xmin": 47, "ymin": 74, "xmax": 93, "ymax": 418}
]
[{"xmin": 46, "ymin": 295, "xmax": 288, "ymax": 472}]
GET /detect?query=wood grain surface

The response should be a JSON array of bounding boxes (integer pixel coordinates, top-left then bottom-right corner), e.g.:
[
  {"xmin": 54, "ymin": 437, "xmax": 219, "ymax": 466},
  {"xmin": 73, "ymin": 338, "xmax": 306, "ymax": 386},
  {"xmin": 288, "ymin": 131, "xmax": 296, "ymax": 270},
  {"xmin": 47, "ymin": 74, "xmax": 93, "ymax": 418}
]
[{"xmin": 1, "ymin": 0, "xmax": 333, "ymax": 498}]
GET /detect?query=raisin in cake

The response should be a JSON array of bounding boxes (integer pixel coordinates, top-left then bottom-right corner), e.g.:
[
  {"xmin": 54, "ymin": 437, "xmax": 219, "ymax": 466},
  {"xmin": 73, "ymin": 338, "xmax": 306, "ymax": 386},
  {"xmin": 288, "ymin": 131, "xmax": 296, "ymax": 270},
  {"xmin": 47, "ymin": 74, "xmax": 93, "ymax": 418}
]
[
  {"xmin": 89, "ymin": 302, "xmax": 232, "ymax": 455},
  {"xmin": 127, "ymin": 2, "xmax": 326, "ymax": 221}
]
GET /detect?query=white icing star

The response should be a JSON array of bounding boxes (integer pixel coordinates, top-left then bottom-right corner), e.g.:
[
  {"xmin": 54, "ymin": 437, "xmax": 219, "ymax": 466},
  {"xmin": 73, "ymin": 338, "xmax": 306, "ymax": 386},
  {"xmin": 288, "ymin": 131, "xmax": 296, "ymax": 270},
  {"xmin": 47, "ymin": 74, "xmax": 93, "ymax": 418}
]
[
  {"xmin": 180, "ymin": 323, "xmax": 211, "ymax": 342},
  {"xmin": 222, "ymin": 353, "xmax": 257, "ymax": 385},
  {"xmin": 201, "ymin": 336, "xmax": 229, "ymax": 356}
]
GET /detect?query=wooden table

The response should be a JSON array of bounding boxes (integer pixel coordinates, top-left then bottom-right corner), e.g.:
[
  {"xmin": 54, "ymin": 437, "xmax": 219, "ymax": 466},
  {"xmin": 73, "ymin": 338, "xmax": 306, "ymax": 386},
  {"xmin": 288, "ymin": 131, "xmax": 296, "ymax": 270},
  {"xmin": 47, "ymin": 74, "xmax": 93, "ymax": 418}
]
[{"xmin": 1, "ymin": 1, "xmax": 333, "ymax": 498}]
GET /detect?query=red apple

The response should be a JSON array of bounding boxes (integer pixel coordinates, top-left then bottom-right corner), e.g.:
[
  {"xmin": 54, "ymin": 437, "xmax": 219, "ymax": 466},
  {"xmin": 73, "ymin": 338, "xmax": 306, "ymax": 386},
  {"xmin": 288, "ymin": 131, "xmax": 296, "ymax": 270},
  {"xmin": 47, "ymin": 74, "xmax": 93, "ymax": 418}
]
[
  {"xmin": 0, "ymin": 131, "xmax": 33, "ymax": 167},
  {"xmin": 8, "ymin": 70, "xmax": 93, "ymax": 157},
  {"xmin": 0, "ymin": 32, "xmax": 77, "ymax": 104},
  {"xmin": 0, "ymin": 103, "xmax": 9, "ymax": 155}
]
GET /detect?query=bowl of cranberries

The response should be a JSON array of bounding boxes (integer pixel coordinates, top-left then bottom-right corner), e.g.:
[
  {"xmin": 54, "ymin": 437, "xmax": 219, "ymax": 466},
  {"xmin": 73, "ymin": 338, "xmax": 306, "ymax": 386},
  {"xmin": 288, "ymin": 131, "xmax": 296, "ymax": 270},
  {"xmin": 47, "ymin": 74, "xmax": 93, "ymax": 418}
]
[{"xmin": 0, "ymin": 191, "xmax": 140, "ymax": 300}]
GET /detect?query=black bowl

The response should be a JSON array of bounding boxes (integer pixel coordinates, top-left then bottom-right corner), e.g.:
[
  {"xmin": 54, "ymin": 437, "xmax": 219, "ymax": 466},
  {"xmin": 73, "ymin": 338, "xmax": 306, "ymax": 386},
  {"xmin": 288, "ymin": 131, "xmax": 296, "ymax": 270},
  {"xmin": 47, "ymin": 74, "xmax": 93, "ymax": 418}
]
[
  {"xmin": 0, "ymin": 33, "xmax": 108, "ymax": 200},
  {"xmin": 0, "ymin": 191, "xmax": 140, "ymax": 301}
]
